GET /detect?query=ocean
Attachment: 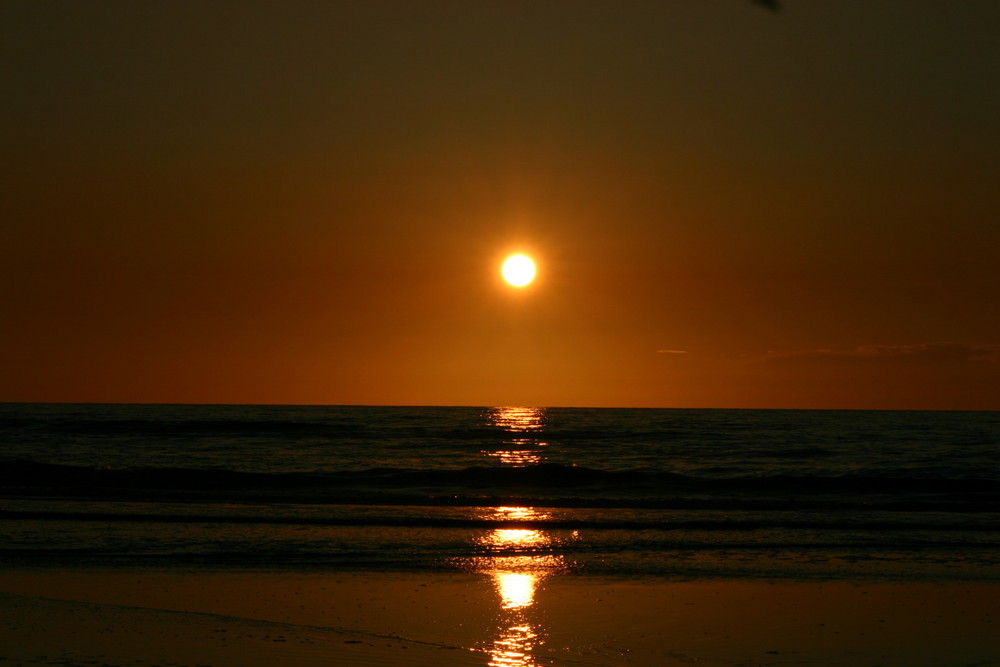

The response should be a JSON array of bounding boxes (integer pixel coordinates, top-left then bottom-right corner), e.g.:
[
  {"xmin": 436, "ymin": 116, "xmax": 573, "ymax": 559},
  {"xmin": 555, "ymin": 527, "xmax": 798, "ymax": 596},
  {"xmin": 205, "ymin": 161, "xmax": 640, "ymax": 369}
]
[{"xmin": 2, "ymin": 403, "xmax": 999, "ymax": 580}]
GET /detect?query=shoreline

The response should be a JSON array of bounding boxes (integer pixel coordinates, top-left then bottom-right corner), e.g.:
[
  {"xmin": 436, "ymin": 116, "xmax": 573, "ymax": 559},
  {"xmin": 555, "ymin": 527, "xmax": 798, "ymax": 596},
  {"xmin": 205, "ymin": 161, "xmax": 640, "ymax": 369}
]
[{"xmin": 2, "ymin": 568, "xmax": 999, "ymax": 666}]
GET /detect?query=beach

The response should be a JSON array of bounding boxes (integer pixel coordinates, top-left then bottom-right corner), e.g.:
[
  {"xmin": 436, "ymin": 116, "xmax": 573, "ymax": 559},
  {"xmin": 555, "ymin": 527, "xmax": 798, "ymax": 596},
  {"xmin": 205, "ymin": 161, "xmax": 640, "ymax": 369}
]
[
  {"xmin": 2, "ymin": 404, "xmax": 999, "ymax": 665},
  {"xmin": 2, "ymin": 569, "xmax": 1000, "ymax": 666}
]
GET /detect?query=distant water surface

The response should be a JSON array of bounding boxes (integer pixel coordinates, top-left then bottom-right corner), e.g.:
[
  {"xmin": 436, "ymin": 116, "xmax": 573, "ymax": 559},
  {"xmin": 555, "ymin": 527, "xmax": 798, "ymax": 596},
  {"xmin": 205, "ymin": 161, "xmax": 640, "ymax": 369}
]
[{"xmin": 2, "ymin": 404, "xmax": 999, "ymax": 579}]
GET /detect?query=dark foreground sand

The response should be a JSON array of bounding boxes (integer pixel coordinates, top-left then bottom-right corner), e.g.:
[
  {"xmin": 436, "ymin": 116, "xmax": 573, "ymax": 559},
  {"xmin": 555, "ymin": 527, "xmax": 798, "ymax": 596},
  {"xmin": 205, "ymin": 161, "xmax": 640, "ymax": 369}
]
[{"xmin": 1, "ymin": 570, "xmax": 999, "ymax": 666}]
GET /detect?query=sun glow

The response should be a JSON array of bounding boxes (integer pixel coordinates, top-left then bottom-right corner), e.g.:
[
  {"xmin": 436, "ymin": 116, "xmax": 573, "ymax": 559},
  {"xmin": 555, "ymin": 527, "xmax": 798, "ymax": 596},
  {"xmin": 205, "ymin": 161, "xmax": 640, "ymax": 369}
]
[{"xmin": 502, "ymin": 255, "xmax": 536, "ymax": 287}]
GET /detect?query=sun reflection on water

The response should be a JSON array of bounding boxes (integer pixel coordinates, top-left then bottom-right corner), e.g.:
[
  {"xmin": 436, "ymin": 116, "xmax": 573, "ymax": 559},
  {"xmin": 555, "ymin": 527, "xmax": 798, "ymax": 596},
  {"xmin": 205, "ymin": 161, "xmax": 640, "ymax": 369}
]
[
  {"xmin": 459, "ymin": 503, "xmax": 570, "ymax": 667},
  {"xmin": 480, "ymin": 527, "xmax": 548, "ymax": 549},
  {"xmin": 491, "ymin": 506, "xmax": 551, "ymax": 522},
  {"xmin": 484, "ymin": 557, "xmax": 551, "ymax": 667},
  {"xmin": 486, "ymin": 406, "xmax": 547, "ymax": 433},
  {"xmin": 490, "ymin": 621, "xmax": 540, "ymax": 667},
  {"xmin": 481, "ymin": 549, "xmax": 564, "ymax": 667},
  {"xmin": 484, "ymin": 407, "xmax": 548, "ymax": 467},
  {"xmin": 465, "ymin": 410, "xmax": 566, "ymax": 667},
  {"xmin": 488, "ymin": 440, "xmax": 543, "ymax": 466},
  {"xmin": 496, "ymin": 572, "xmax": 537, "ymax": 610}
]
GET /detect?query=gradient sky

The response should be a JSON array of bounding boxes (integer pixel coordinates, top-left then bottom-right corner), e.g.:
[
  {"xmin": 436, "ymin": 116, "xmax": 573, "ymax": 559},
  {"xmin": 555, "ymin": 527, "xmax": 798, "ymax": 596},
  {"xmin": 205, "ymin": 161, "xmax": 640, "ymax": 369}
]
[{"xmin": 3, "ymin": 1, "xmax": 998, "ymax": 409}]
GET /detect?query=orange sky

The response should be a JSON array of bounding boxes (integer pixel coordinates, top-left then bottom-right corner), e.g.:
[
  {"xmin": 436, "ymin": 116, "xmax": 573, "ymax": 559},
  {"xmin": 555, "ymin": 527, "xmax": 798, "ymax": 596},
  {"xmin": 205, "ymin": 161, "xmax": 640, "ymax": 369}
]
[{"xmin": 2, "ymin": 1, "xmax": 998, "ymax": 409}]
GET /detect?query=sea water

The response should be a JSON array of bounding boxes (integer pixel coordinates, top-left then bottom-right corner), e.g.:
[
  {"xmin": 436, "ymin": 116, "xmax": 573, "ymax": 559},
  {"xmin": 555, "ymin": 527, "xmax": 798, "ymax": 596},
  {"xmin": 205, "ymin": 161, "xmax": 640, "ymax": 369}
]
[{"xmin": 1, "ymin": 403, "xmax": 999, "ymax": 579}]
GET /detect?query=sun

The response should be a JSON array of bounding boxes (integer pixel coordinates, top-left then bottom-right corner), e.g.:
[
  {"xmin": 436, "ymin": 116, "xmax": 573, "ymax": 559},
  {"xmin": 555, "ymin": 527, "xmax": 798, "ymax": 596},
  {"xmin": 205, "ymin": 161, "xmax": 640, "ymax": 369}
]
[{"xmin": 502, "ymin": 254, "xmax": 536, "ymax": 287}]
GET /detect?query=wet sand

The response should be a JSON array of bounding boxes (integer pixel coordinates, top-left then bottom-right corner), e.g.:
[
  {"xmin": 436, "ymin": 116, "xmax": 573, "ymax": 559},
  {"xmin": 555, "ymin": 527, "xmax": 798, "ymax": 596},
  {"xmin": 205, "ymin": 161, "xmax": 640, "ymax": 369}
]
[{"xmin": 1, "ymin": 570, "xmax": 999, "ymax": 666}]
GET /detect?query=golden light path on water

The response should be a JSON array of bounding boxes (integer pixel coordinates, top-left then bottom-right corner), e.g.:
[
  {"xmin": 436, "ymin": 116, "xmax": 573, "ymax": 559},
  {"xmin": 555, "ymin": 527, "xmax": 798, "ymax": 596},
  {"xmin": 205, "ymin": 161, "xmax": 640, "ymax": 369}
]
[
  {"xmin": 452, "ymin": 407, "xmax": 570, "ymax": 666},
  {"xmin": 484, "ymin": 407, "xmax": 549, "ymax": 467},
  {"xmin": 471, "ymin": 511, "xmax": 567, "ymax": 667}
]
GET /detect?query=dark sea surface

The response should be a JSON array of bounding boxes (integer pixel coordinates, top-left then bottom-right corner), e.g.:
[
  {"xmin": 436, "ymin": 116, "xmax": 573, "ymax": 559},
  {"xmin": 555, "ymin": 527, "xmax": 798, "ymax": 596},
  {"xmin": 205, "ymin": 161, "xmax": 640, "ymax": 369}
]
[{"xmin": 2, "ymin": 403, "xmax": 999, "ymax": 580}]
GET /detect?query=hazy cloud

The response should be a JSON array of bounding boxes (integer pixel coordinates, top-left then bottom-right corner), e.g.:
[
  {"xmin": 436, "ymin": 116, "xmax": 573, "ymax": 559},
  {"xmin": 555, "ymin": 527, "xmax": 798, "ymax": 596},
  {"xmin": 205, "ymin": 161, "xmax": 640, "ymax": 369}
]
[{"xmin": 657, "ymin": 349, "xmax": 689, "ymax": 355}]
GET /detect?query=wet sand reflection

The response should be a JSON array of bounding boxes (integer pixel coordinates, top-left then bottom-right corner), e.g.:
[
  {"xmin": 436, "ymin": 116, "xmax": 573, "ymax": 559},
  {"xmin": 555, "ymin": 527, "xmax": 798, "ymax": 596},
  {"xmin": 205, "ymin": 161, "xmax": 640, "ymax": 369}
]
[{"xmin": 463, "ymin": 507, "xmax": 570, "ymax": 667}]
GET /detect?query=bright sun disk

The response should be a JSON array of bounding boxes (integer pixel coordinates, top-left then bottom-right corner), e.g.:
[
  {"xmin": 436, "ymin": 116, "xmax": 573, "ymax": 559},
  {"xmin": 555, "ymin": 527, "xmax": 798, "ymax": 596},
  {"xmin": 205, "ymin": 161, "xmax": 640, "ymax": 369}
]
[{"xmin": 502, "ymin": 255, "xmax": 536, "ymax": 287}]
